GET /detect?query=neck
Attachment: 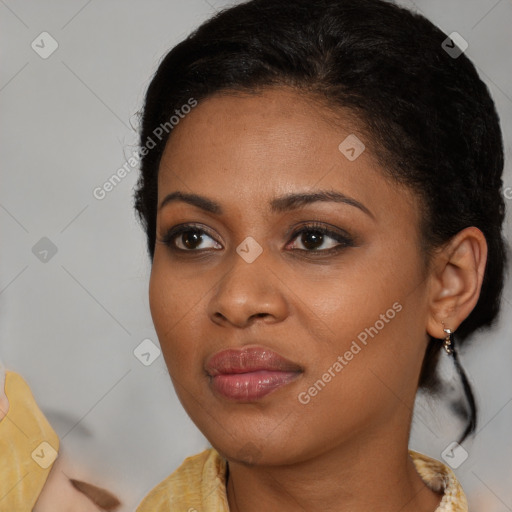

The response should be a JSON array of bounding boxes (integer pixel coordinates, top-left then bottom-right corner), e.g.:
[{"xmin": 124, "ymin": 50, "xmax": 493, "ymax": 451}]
[{"xmin": 225, "ymin": 417, "xmax": 442, "ymax": 512}]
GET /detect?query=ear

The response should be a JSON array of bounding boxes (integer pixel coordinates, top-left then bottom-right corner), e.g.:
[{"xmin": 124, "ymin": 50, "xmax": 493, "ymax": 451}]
[{"xmin": 425, "ymin": 226, "xmax": 488, "ymax": 339}]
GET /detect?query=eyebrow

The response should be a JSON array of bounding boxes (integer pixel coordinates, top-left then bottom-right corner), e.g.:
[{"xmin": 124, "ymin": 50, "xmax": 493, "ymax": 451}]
[{"xmin": 158, "ymin": 190, "xmax": 374, "ymax": 219}]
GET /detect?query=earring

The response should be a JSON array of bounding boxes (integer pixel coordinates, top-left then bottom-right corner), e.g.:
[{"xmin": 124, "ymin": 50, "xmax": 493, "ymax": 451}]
[{"xmin": 443, "ymin": 327, "xmax": 454, "ymax": 355}]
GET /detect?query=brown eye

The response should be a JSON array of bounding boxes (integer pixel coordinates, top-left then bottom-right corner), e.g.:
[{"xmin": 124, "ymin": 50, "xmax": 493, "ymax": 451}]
[
  {"xmin": 161, "ymin": 225, "xmax": 222, "ymax": 251},
  {"xmin": 287, "ymin": 223, "xmax": 354, "ymax": 253},
  {"xmin": 299, "ymin": 231, "xmax": 326, "ymax": 250},
  {"xmin": 180, "ymin": 230, "xmax": 204, "ymax": 250}
]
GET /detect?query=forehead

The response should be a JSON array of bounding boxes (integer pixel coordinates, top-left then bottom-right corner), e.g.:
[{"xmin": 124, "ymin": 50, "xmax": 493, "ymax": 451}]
[
  {"xmin": 157, "ymin": 86, "xmax": 417, "ymax": 223},
  {"xmin": 160, "ymin": 87, "xmax": 344, "ymax": 171}
]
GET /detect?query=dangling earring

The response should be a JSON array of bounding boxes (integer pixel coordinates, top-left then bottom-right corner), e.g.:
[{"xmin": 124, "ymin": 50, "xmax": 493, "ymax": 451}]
[
  {"xmin": 443, "ymin": 327, "xmax": 454, "ymax": 355},
  {"xmin": 440, "ymin": 324, "xmax": 477, "ymax": 442}
]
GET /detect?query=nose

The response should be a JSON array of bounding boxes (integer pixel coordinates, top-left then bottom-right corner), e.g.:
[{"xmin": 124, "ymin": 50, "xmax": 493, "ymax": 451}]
[{"xmin": 207, "ymin": 251, "xmax": 289, "ymax": 328}]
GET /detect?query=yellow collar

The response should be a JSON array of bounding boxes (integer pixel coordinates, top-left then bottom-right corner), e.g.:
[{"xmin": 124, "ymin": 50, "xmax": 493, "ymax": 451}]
[{"xmin": 137, "ymin": 447, "xmax": 468, "ymax": 511}]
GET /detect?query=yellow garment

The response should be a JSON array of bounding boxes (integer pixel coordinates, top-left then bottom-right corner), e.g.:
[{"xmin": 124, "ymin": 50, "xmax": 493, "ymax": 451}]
[
  {"xmin": 0, "ymin": 371, "xmax": 59, "ymax": 511},
  {"xmin": 0, "ymin": 370, "xmax": 468, "ymax": 511},
  {"xmin": 136, "ymin": 447, "xmax": 468, "ymax": 511}
]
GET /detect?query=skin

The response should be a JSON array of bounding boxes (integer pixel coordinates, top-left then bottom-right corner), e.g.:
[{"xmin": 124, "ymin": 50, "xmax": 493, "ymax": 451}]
[{"xmin": 149, "ymin": 86, "xmax": 487, "ymax": 512}]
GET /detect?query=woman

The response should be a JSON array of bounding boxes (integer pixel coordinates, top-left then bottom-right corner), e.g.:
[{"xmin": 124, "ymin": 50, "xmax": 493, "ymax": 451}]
[
  {"xmin": 0, "ymin": 0, "xmax": 507, "ymax": 510},
  {"xmin": 133, "ymin": 0, "xmax": 506, "ymax": 510}
]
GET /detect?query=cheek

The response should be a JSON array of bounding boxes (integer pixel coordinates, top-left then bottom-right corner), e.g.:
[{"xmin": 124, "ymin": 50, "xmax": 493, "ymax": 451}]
[
  {"xmin": 148, "ymin": 262, "xmax": 174, "ymax": 340},
  {"xmin": 149, "ymin": 251, "xmax": 203, "ymax": 330},
  {"xmin": 292, "ymin": 245, "xmax": 418, "ymax": 345},
  {"xmin": 149, "ymin": 259, "xmax": 190, "ymax": 365},
  {"xmin": 148, "ymin": 256, "xmax": 214, "ymax": 377},
  {"xmin": 295, "ymin": 239, "xmax": 426, "ymax": 385}
]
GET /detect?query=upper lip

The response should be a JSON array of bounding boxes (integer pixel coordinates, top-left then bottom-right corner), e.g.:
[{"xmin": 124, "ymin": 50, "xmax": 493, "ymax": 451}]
[{"xmin": 205, "ymin": 345, "xmax": 303, "ymax": 376}]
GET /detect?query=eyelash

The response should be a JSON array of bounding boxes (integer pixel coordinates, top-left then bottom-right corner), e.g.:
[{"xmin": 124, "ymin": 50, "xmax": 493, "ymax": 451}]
[{"xmin": 159, "ymin": 222, "xmax": 354, "ymax": 255}]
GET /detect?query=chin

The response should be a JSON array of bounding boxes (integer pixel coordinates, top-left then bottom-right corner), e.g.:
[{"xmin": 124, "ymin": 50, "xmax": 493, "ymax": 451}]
[{"xmin": 209, "ymin": 430, "xmax": 305, "ymax": 467}]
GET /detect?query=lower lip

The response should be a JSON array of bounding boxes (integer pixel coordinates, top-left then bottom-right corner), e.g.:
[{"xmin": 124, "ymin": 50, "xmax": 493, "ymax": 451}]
[{"xmin": 210, "ymin": 370, "xmax": 301, "ymax": 401}]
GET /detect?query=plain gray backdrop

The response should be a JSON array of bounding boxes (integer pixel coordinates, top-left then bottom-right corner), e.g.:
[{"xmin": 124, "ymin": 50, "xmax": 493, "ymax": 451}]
[{"xmin": 1, "ymin": 0, "xmax": 511, "ymax": 510}]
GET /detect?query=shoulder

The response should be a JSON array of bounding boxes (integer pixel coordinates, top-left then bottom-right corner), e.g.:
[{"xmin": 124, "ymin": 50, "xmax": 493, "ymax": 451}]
[
  {"xmin": 136, "ymin": 447, "xmax": 229, "ymax": 512},
  {"xmin": 1, "ymin": 369, "xmax": 60, "ymax": 450},
  {"xmin": 409, "ymin": 449, "xmax": 468, "ymax": 512},
  {"xmin": 0, "ymin": 370, "xmax": 60, "ymax": 510}
]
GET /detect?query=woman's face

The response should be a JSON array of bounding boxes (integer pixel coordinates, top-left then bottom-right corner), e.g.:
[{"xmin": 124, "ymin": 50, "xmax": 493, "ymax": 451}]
[{"xmin": 149, "ymin": 86, "xmax": 432, "ymax": 465}]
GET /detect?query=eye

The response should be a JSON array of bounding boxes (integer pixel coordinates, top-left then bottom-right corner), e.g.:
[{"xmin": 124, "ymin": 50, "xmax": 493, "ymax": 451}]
[
  {"xmin": 159, "ymin": 221, "xmax": 354, "ymax": 254},
  {"xmin": 159, "ymin": 223, "xmax": 222, "ymax": 251},
  {"xmin": 286, "ymin": 222, "xmax": 354, "ymax": 253}
]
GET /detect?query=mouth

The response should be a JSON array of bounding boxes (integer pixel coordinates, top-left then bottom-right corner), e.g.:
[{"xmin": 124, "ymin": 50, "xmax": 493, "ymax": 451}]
[{"xmin": 205, "ymin": 345, "xmax": 303, "ymax": 401}]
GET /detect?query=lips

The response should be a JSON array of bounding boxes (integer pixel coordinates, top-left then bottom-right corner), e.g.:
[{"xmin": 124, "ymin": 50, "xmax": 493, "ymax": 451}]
[
  {"xmin": 205, "ymin": 346, "xmax": 303, "ymax": 401},
  {"xmin": 206, "ymin": 346, "xmax": 303, "ymax": 375}
]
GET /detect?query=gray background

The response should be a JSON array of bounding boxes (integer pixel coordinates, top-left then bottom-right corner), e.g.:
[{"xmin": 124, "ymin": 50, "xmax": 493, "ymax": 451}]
[{"xmin": 1, "ymin": 0, "xmax": 511, "ymax": 510}]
